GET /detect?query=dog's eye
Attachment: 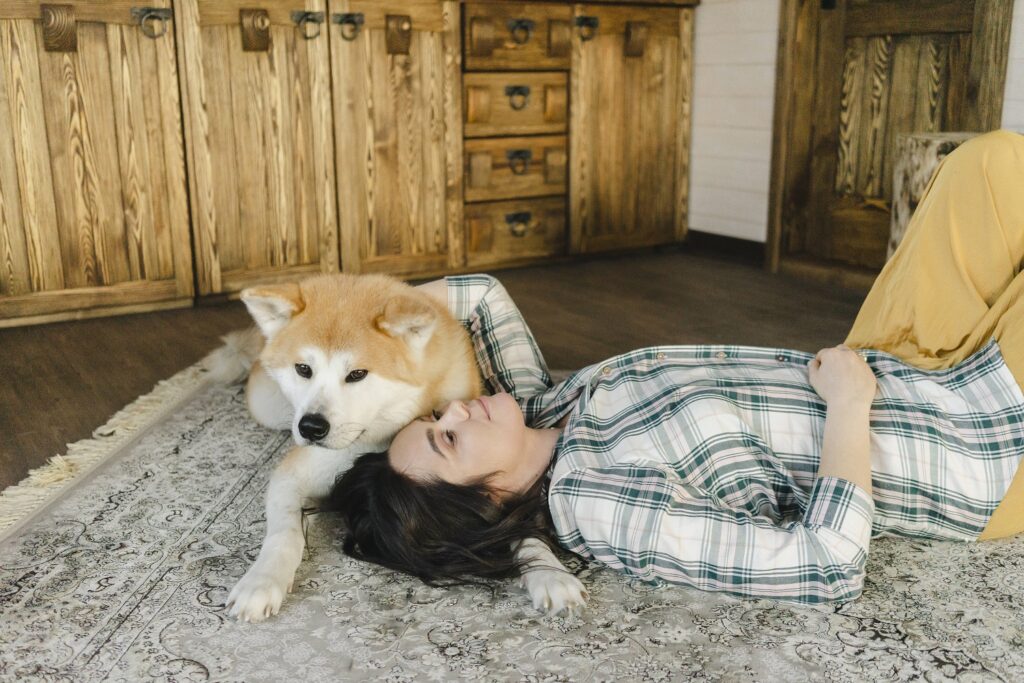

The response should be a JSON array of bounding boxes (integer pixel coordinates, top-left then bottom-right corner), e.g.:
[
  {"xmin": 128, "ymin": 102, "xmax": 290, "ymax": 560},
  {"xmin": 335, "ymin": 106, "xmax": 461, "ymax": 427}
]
[
  {"xmin": 346, "ymin": 369, "xmax": 368, "ymax": 383},
  {"xmin": 295, "ymin": 363, "xmax": 313, "ymax": 379}
]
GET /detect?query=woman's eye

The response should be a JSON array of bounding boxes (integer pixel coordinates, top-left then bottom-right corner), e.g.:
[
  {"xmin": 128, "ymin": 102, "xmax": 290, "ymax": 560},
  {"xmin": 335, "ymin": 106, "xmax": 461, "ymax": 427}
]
[
  {"xmin": 431, "ymin": 409, "xmax": 442, "ymax": 420},
  {"xmin": 346, "ymin": 369, "xmax": 368, "ymax": 383},
  {"xmin": 295, "ymin": 363, "xmax": 312, "ymax": 379},
  {"xmin": 443, "ymin": 430, "xmax": 456, "ymax": 446}
]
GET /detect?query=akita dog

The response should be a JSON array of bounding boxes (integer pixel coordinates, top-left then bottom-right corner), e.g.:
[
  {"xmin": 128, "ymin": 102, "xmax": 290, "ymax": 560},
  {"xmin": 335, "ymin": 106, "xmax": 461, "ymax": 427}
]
[{"xmin": 206, "ymin": 274, "xmax": 586, "ymax": 622}]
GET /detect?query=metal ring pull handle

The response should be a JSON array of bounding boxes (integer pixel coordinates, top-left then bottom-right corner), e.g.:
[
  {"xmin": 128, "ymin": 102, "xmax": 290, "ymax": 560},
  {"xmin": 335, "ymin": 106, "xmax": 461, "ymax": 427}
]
[
  {"xmin": 292, "ymin": 11, "xmax": 324, "ymax": 40},
  {"xmin": 505, "ymin": 212, "xmax": 532, "ymax": 237},
  {"xmin": 506, "ymin": 149, "xmax": 532, "ymax": 175},
  {"xmin": 333, "ymin": 12, "xmax": 364, "ymax": 40},
  {"xmin": 504, "ymin": 85, "xmax": 530, "ymax": 111},
  {"xmin": 506, "ymin": 18, "xmax": 535, "ymax": 45},
  {"xmin": 575, "ymin": 16, "xmax": 599, "ymax": 41},
  {"xmin": 131, "ymin": 7, "xmax": 173, "ymax": 39}
]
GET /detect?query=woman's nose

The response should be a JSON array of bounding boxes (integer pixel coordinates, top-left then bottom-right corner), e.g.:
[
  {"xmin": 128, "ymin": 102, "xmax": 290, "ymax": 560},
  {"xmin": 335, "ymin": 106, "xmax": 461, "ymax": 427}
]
[{"xmin": 439, "ymin": 400, "xmax": 470, "ymax": 423}]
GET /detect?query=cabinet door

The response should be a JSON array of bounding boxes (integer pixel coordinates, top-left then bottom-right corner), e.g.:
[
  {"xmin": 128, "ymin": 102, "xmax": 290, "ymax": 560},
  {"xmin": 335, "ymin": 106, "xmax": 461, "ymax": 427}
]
[
  {"xmin": 330, "ymin": 0, "xmax": 462, "ymax": 275},
  {"xmin": 176, "ymin": 0, "xmax": 337, "ymax": 295},
  {"xmin": 570, "ymin": 4, "xmax": 693, "ymax": 254},
  {"xmin": 0, "ymin": 1, "xmax": 193, "ymax": 326}
]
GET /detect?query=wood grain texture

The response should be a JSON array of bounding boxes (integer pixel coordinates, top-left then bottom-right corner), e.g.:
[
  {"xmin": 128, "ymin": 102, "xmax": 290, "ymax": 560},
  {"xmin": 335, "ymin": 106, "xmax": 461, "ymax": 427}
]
[
  {"xmin": 441, "ymin": 0, "xmax": 463, "ymax": 271},
  {"xmin": 0, "ymin": 8, "xmax": 192, "ymax": 323},
  {"xmin": 961, "ymin": 0, "xmax": 1013, "ymax": 131},
  {"xmin": 463, "ymin": 134, "xmax": 567, "ymax": 202},
  {"xmin": 673, "ymin": 7, "xmax": 692, "ymax": 242},
  {"xmin": 464, "ymin": 196, "xmax": 566, "ymax": 267},
  {"xmin": 570, "ymin": 4, "xmax": 684, "ymax": 255},
  {"xmin": 176, "ymin": 0, "xmax": 336, "ymax": 295},
  {"xmin": 0, "ymin": 1, "xmax": 171, "ymax": 25},
  {"xmin": 768, "ymin": 0, "xmax": 1009, "ymax": 285},
  {"xmin": 0, "ymin": 20, "xmax": 63, "ymax": 293},
  {"xmin": 462, "ymin": 1, "xmax": 572, "ymax": 71},
  {"xmin": 332, "ymin": 0, "xmax": 454, "ymax": 276},
  {"xmin": 462, "ymin": 71, "xmax": 567, "ymax": 137}
]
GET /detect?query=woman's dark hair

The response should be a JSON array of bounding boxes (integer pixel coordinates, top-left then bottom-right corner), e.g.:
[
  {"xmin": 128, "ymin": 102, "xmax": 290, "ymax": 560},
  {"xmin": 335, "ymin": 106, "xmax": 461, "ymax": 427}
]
[{"xmin": 326, "ymin": 451, "xmax": 554, "ymax": 586}]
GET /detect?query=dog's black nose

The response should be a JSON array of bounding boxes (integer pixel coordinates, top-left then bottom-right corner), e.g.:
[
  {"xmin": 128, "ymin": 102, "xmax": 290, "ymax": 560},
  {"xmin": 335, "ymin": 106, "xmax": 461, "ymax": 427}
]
[{"xmin": 298, "ymin": 413, "xmax": 330, "ymax": 442}]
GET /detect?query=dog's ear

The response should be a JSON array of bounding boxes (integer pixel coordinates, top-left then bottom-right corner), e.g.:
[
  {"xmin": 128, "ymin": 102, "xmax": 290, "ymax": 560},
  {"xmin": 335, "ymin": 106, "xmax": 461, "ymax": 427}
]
[
  {"xmin": 241, "ymin": 283, "xmax": 305, "ymax": 340},
  {"xmin": 376, "ymin": 295, "xmax": 438, "ymax": 351}
]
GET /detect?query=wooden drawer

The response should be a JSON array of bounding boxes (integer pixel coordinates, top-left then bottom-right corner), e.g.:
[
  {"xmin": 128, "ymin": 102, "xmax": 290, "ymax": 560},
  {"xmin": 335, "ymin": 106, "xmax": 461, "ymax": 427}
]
[
  {"xmin": 464, "ymin": 72, "xmax": 567, "ymax": 137},
  {"xmin": 465, "ymin": 197, "xmax": 566, "ymax": 266},
  {"xmin": 463, "ymin": 2, "xmax": 572, "ymax": 70},
  {"xmin": 464, "ymin": 135, "xmax": 567, "ymax": 202}
]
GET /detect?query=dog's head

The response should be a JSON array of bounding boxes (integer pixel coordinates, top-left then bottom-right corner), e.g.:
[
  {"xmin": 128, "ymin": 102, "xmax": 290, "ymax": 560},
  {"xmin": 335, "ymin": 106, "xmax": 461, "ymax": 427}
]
[{"xmin": 241, "ymin": 274, "xmax": 446, "ymax": 451}]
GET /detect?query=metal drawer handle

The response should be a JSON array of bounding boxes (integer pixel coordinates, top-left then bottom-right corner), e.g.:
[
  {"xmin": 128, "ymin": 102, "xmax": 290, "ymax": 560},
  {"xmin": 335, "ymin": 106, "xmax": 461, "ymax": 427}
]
[
  {"xmin": 575, "ymin": 16, "xmax": 599, "ymax": 41},
  {"xmin": 506, "ymin": 149, "xmax": 532, "ymax": 175},
  {"xmin": 504, "ymin": 85, "xmax": 530, "ymax": 111},
  {"xmin": 333, "ymin": 12, "xmax": 364, "ymax": 40},
  {"xmin": 131, "ymin": 7, "xmax": 172, "ymax": 39},
  {"xmin": 507, "ymin": 18, "xmax": 535, "ymax": 45},
  {"xmin": 505, "ymin": 212, "xmax": 532, "ymax": 237},
  {"xmin": 292, "ymin": 11, "xmax": 324, "ymax": 40}
]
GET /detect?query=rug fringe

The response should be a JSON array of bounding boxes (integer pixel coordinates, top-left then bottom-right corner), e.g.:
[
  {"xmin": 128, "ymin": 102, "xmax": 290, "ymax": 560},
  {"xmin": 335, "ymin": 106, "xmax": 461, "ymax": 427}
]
[{"xmin": 0, "ymin": 364, "xmax": 210, "ymax": 534}]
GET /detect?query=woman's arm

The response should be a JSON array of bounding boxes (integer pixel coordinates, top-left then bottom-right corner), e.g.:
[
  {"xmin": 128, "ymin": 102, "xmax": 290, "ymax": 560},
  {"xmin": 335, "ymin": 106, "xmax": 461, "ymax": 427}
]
[
  {"xmin": 417, "ymin": 274, "xmax": 554, "ymax": 399},
  {"xmin": 808, "ymin": 345, "xmax": 876, "ymax": 493},
  {"xmin": 549, "ymin": 464, "xmax": 875, "ymax": 603}
]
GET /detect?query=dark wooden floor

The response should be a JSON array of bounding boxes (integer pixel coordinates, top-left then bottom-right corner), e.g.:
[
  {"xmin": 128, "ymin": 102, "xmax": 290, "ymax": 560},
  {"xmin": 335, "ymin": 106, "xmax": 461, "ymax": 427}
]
[{"xmin": 0, "ymin": 245, "xmax": 866, "ymax": 489}]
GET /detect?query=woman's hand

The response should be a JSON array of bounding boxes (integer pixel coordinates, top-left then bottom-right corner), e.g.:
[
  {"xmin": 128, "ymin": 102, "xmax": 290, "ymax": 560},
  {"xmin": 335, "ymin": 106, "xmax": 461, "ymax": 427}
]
[{"xmin": 807, "ymin": 345, "xmax": 877, "ymax": 407}]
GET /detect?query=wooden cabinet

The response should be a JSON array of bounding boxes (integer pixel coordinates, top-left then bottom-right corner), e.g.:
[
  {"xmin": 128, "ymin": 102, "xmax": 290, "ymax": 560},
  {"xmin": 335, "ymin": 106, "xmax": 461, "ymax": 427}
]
[
  {"xmin": 0, "ymin": 1, "xmax": 193, "ymax": 326},
  {"xmin": 175, "ymin": 0, "xmax": 337, "ymax": 295},
  {"xmin": 570, "ymin": 4, "xmax": 693, "ymax": 254},
  {"xmin": 331, "ymin": 0, "xmax": 462, "ymax": 275},
  {"xmin": 0, "ymin": 0, "xmax": 698, "ymax": 326}
]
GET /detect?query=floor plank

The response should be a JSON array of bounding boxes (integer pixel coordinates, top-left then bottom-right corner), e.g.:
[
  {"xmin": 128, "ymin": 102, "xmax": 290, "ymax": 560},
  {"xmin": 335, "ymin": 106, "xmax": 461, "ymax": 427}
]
[{"xmin": 0, "ymin": 246, "xmax": 866, "ymax": 490}]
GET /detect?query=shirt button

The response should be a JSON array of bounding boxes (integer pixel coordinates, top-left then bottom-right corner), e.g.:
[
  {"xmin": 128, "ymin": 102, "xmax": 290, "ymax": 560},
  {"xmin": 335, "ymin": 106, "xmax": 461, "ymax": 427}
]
[
  {"xmin": 776, "ymin": 355, "xmax": 785, "ymax": 362},
  {"xmin": 602, "ymin": 366, "xmax": 612, "ymax": 375},
  {"xmin": 656, "ymin": 352, "xmax": 666, "ymax": 360},
  {"xmin": 716, "ymin": 351, "xmax": 727, "ymax": 359}
]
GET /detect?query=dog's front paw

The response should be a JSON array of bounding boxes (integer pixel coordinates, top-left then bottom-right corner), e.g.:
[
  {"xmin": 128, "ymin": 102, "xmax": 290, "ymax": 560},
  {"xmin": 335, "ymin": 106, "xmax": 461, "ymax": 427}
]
[
  {"xmin": 226, "ymin": 564, "xmax": 293, "ymax": 623},
  {"xmin": 520, "ymin": 567, "xmax": 588, "ymax": 617}
]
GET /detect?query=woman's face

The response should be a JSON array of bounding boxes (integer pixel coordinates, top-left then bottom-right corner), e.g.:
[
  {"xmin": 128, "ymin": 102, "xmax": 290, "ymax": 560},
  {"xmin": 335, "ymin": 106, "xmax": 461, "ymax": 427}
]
[{"xmin": 388, "ymin": 392, "xmax": 530, "ymax": 492}]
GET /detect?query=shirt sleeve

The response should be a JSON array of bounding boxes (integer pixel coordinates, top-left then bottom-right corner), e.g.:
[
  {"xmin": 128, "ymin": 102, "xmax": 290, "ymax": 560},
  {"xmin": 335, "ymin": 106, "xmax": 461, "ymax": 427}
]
[
  {"xmin": 548, "ymin": 465, "xmax": 875, "ymax": 603},
  {"xmin": 444, "ymin": 274, "xmax": 553, "ymax": 399}
]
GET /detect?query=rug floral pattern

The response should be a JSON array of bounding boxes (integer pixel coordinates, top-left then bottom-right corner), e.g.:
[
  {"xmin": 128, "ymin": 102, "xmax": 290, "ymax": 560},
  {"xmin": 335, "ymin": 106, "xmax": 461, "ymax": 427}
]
[{"xmin": 2, "ymin": 381, "xmax": 1023, "ymax": 682}]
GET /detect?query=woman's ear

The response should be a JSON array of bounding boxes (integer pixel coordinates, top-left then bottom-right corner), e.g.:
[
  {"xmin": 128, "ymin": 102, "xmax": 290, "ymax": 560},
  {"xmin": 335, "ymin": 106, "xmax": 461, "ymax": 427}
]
[{"xmin": 240, "ymin": 283, "xmax": 304, "ymax": 340}]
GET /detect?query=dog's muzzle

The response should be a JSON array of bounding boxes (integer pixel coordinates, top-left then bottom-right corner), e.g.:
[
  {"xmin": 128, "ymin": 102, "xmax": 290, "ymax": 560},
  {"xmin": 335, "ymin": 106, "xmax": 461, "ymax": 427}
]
[{"xmin": 298, "ymin": 413, "xmax": 330, "ymax": 442}]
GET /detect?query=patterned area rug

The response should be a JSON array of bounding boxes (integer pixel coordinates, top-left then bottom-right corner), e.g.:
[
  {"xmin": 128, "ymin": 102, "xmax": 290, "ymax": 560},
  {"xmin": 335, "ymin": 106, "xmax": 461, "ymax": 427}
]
[{"xmin": 2, "ymin": 369, "xmax": 1024, "ymax": 682}]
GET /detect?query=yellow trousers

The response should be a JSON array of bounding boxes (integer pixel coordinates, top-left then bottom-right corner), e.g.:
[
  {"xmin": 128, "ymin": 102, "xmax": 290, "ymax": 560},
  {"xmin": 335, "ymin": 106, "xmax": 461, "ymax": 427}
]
[{"xmin": 845, "ymin": 129, "xmax": 1024, "ymax": 540}]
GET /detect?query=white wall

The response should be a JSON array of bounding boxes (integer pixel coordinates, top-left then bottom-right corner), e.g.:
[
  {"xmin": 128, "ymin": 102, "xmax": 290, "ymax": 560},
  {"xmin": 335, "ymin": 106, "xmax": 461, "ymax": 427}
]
[
  {"xmin": 1003, "ymin": 0, "xmax": 1024, "ymax": 131},
  {"xmin": 688, "ymin": 0, "xmax": 1023, "ymax": 243},
  {"xmin": 689, "ymin": 0, "xmax": 780, "ymax": 243}
]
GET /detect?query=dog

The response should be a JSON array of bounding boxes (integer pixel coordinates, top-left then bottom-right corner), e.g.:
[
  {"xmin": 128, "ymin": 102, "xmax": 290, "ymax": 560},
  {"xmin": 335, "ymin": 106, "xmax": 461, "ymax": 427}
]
[{"xmin": 205, "ymin": 273, "xmax": 587, "ymax": 621}]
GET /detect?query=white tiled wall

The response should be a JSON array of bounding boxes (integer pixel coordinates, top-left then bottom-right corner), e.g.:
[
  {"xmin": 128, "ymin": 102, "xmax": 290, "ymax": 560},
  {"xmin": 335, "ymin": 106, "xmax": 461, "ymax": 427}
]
[
  {"xmin": 688, "ymin": 0, "xmax": 1023, "ymax": 243},
  {"xmin": 1003, "ymin": 0, "xmax": 1024, "ymax": 131},
  {"xmin": 689, "ymin": 0, "xmax": 780, "ymax": 243}
]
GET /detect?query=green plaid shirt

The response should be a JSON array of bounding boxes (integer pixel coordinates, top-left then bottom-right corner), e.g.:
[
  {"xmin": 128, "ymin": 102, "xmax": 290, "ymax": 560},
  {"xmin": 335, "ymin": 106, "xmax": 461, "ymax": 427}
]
[{"xmin": 446, "ymin": 275, "xmax": 1024, "ymax": 603}]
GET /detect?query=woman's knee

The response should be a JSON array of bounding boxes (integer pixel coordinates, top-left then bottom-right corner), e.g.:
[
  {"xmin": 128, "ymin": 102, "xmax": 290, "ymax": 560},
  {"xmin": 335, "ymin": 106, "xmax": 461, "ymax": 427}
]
[{"xmin": 941, "ymin": 129, "xmax": 1024, "ymax": 178}]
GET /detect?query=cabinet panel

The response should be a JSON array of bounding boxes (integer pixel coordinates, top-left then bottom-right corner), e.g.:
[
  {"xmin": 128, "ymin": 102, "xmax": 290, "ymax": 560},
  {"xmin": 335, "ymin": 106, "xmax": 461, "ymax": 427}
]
[
  {"xmin": 465, "ymin": 196, "xmax": 566, "ymax": 267},
  {"xmin": 0, "ymin": 1, "xmax": 193, "ymax": 325},
  {"xmin": 463, "ymin": 2, "xmax": 572, "ymax": 71},
  {"xmin": 176, "ymin": 0, "xmax": 337, "ymax": 295},
  {"xmin": 570, "ymin": 4, "xmax": 692, "ymax": 254},
  {"xmin": 331, "ymin": 0, "xmax": 462, "ymax": 275},
  {"xmin": 463, "ymin": 71, "xmax": 568, "ymax": 137},
  {"xmin": 464, "ymin": 135, "xmax": 567, "ymax": 202}
]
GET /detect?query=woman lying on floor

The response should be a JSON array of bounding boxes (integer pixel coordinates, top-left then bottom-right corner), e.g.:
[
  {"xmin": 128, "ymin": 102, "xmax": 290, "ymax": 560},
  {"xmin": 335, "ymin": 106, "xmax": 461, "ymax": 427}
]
[{"xmin": 329, "ymin": 130, "xmax": 1024, "ymax": 605}]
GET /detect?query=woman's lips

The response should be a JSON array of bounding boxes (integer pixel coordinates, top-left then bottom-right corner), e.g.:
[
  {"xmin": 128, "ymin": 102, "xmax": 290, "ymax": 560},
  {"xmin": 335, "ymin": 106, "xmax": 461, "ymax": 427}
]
[{"xmin": 477, "ymin": 396, "xmax": 491, "ymax": 420}]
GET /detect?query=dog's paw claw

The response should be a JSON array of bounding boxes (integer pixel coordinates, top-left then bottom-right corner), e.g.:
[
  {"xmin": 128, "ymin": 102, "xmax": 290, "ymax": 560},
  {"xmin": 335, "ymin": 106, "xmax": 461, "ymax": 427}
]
[
  {"xmin": 227, "ymin": 566, "xmax": 291, "ymax": 623},
  {"xmin": 521, "ymin": 568, "xmax": 588, "ymax": 618}
]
